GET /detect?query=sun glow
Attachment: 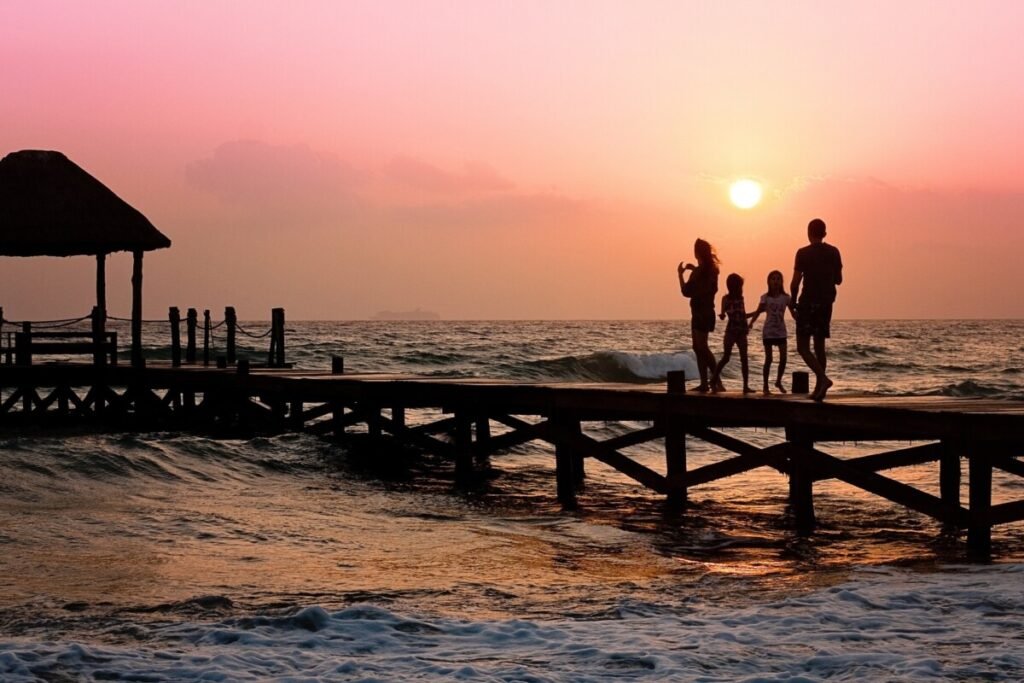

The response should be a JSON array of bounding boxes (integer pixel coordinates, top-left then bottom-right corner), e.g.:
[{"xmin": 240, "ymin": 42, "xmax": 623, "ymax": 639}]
[{"xmin": 729, "ymin": 179, "xmax": 763, "ymax": 209}]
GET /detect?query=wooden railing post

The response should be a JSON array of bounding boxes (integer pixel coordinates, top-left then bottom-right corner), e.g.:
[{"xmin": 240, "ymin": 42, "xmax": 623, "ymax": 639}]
[
  {"xmin": 186, "ymin": 308, "xmax": 198, "ymax": 364},
  {"xmin": 203, "ymin": 309, "xmax": 211, "ymax": 367},
  {"xmin": 269, "ymin": 307, "xmax": 285, "ymax": 367},
  {"xmin": 225, "ymin": 306, "xmax": 237, "ymax": 365},
  {"xmin": 169, "ymin": 307, "xmax": 181, "ymax": 367}
]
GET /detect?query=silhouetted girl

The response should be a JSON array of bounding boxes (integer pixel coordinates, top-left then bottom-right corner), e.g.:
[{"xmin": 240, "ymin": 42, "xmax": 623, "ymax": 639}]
[
  {"xmin": 678, "ymin": 238, "xmax": 720, "ymax": 392},
  {"xmin": 748, "ymin": 270, "xmax": 792, "ymax": 394},
  {"xmin": 711, "ymin": 273, "xmax": 753, "ymax": 393}
]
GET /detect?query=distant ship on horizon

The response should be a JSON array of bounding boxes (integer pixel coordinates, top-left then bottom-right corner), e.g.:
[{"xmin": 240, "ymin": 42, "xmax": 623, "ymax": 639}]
[{"xmin": 371, "ymin": 308, "xmax": 441, "ymax": 321}]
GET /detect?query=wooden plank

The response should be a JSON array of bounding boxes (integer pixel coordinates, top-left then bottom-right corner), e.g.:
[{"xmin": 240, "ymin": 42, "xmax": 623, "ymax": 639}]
[
  {"xmin": 602, "ymin": 425, "xmax": 664, "ymax": 452},
  {"xmin": 840, "ymin": 442, "xmax": 944, "ymax": 474},
  {"xmin": 990, "ymin": 500, "xmax": 1024, "ymax": 526}
]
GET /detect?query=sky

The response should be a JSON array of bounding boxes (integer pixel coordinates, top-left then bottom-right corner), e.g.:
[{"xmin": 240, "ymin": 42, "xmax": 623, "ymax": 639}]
[{"xmin": 1, "ymin": 0, "xmax": 1022, "ymax": 320}]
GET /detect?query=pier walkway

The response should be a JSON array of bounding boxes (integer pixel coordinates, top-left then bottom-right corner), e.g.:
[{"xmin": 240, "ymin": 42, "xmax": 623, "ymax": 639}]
[{"xmin": 2, "ymin": 362, "xmax": 1023, "ymax": 558}]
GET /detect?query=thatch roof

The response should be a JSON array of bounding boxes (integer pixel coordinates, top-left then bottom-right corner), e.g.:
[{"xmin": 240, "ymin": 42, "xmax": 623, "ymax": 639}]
[{"xmin": 0, "ymin": 150, "xmax": 171, "ymax": 256}]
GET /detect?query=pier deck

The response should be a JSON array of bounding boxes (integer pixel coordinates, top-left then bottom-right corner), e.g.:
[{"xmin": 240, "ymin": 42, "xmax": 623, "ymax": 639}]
[{"xmin": 2, "ymin": 362, "xmax": 1023, "ymax": 558}]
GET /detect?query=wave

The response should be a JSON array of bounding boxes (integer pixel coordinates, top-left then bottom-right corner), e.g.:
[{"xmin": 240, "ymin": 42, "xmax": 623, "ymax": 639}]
[
  {"xmin": 521, "ymin": 351, "xmax": 699, "ymax": 383},
  {"xmin": 3, "ymin": 566, "xmax": 1024, "ymax": 680}
]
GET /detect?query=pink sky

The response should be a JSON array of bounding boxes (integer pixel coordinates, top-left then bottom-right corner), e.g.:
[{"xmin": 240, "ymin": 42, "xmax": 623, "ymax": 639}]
[{"xmin": 1, "ymin": 0, "xmax": 1023, "ymax": 319}]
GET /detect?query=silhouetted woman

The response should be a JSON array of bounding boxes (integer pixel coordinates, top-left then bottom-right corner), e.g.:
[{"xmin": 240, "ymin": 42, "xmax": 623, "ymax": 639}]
[{"xmin": 678, "ymin": 238, "xmax": 721, "ymax": 392}]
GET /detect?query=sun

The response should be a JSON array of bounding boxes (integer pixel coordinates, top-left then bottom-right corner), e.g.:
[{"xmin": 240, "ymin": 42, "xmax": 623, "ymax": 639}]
[{"xmin": 729, "ymin": 179, "xmax": 763, "ymax": 209}]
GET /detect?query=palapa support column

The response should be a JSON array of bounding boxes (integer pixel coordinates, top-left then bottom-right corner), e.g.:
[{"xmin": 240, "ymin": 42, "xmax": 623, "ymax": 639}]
[
  {"xmin": 131, "ymin": 250, "xmax": 144, "ymax": 369},
  {"xmin": 95, "ymin": 253, "xmax": 107, "ymax": 321},
  {"xmin": 967, "ymin": 452, "xmax": 993, "ymax": 559},
  {"xmin": 91, "ymin": 306, "xmax": 107, "ymax": 367},
  {"xmin": 186, "ymin": 308, "xmax": 198, "ymax": 364},
  {"xmin": 553, "ymin": 413, "xmax": 579, "ymax": 509},
  {"xmin": 224, "ymin": 307, "xmax": 237, "ymax": 365},
  {"xmin": 786, "ymin": 427, "xmax": 816, "ymax": 535},
  {"xmin": 665, "ymin": 370, "xmax": 688, "ymax": 508},
  {"xmin": 169, "ymin": 307, "xmax": 181, "ymax": 367},
  {"xmin": 454, "ymin": 411, "xmax": 474, "ymax": 484}
]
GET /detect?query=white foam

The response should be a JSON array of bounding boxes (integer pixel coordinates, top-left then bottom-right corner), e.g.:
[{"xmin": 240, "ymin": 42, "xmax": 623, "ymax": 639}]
[
  {"xmin": 610, "ymin": 350, "xmax": 699, "ymax": 380},
  {"xmin": 2, "ymin": 565, "xmax": 1022, "ymax": 681}
]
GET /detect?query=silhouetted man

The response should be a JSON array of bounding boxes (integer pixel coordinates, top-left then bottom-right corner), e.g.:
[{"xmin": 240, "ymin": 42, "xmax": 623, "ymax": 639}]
[{"xmin": 790, "ymin": 218, "xmax": 842, "ymax": 401}]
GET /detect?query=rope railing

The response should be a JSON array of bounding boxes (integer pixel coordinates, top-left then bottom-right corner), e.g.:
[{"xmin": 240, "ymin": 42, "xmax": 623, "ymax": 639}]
[{"xmin": 2, "ymin": 305, "xmax": 287, "ymax": 369}]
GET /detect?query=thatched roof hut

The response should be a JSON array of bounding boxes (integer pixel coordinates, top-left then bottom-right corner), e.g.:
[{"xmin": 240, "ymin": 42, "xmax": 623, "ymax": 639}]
[{"xmin": 0, "ymin": 150, "xmax": 172, "ymax": 366}]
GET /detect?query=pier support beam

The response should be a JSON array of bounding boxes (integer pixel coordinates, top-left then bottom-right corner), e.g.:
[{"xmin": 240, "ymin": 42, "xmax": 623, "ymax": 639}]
[
  {"xmin": 553, "ymin": 414, "xmax": 580, "ymax": 509},
  {"xmin": 665, "ymin": 371, "xmax": 687, "ymax": 509},
  {"xmin": 940, "ymin": 439, "xmax": 962, "ymax": 510},
  {"xmin": 454, "ymin": 411, "xmax": 473, "ymax": 483},
  {"xmin": 968, "ymin": 452, "xmax": 992, "ymax": 559},
  {"xmin": 786, "ymin": 429, "xmax": 816, "ymax": 535}
]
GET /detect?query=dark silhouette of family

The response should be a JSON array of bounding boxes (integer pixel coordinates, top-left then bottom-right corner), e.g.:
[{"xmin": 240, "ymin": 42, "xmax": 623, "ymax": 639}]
[{"xmin": 678, "ymin": 218, "xmax": 842, "ymax": 401}]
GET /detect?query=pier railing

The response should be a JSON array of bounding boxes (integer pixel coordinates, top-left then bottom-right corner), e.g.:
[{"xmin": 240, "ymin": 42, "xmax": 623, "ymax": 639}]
[{"xmin": 0, "ymin": 305, "xmax": 288, "ymax": 369}]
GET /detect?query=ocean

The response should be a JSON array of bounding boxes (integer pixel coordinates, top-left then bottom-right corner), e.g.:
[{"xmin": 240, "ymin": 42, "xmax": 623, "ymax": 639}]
[{"xmin": 1, "ymin": 319, "xmax": 1023, "ymax": 681}]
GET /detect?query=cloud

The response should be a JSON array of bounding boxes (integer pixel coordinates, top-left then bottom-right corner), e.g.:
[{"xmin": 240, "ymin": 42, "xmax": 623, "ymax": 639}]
[
  {"xmin": 383, "ymin": 156, "xmax": 515, "ymax": 194},
  {"xmin": 185, "ymin": 140, "xmax": 366, "ymax": 206}
]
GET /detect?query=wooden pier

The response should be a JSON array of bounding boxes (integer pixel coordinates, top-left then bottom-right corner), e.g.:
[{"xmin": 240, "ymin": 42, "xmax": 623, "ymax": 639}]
[{"xmin": 1, "ymin": 360, "xmax": 1023, "ymax": 559}]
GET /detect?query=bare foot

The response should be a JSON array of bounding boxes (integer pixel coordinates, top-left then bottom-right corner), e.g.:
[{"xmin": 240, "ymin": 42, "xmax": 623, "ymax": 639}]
[
  {"xmin": 695, "ymin": 383, "xmax": 710, "ymax": 393},
  {"xmin": 811, "ymin": 376, "xmax": 834, "ymax": 402},
  {"xmin": 712, "ymin": 383, "xmax": 725, "ymax": 394},
  {"xmin": 763, "ymin": 386, "xmax": 771, "ymax": 395},
  {"xmin": 775, "ymin": 380, "xmax": 787, "ymax": 394},
  {"xmin": 713, "ymin": 379, "xmax": 726, "ymax": 393},
  {"xmin": 743, "ymin": 386, "xmax": 755, "ymax": 394}
]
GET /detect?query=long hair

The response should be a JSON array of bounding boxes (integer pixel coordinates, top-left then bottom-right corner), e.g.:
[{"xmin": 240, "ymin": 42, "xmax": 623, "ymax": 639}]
[
  {"xmin": 694, "ymin": 238, "xmax": 720, "ymax": 270},
  {"xmin": 766, "ymin": 269, "xmax": 786, "ymax": 296}
]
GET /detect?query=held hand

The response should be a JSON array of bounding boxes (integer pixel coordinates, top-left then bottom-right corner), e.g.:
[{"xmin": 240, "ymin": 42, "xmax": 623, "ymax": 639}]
[{"xmin": 718, "ymin": 312, "xmax": 726, "ymax": 320}]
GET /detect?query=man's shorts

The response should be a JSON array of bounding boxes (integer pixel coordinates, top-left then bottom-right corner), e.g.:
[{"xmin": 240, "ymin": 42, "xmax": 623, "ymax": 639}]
[{"xmin": 795, "ymin": 301, "xmax": 833, "ymax": 339}]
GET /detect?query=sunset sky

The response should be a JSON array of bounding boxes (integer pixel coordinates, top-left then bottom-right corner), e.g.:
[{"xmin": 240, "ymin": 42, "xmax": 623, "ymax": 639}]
[{"xmin": 2, "ymin": 1, "xmax": 1022, "ymax": 320}]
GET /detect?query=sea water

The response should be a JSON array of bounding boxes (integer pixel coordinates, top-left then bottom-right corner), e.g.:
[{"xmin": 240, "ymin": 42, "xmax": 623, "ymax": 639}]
[{"xmin": 1, "ymin": 320, "xmax": 1023, "ymax": 681}]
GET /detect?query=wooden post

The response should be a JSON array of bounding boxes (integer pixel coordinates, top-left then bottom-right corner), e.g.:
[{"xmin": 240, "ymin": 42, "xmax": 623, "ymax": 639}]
[
  {"xmin": 203, "ymin": 310, "xmax": 211, "ymax": 367},
  {"xmin": 665, "ymin": 371, "xmax": 687, "ymax": 508},
  {"xmin": 270, "ymin": 308, "xmax": 285, "ymax": 367},
  {"xmin": 91, "ymin": 306, "xmax": 107, "ymax": 367},
  {"xmin": 792, "ymin": 372, "xmax": 810, "ymax": 394},
  {"xmin": 237, "ymin": 358, "xmax": 249, "ymax": 375},
  {"xmin": 332, "ymin": 355, "xmax": 344, "ymax": 374},
  {"xmin": 455, "ymin": 411, "xmax": 473, "ymax": 484},
  {"xmin": 475, "ymin": 416, "xmax": 491, "ymax": 467},
  {"xmin": 786, "ymin": 428, "xmax": 816, "ymax": 535},
  {"xmin": 16, "ymin": 322, "xmax": 31, "ymax": 366},
  {"xmin": 186, "ymin": 308, "xmax": 198, "ymax": 364},
  {"xmin": 290, "ymin": 400, "xmax": 304, "ymax": 431},
  {"xmin": 224, "ymin": 307, "xmax": 237, "ymax": 365},
  {"xmin": 131, "ymin": 250, "xmax": 143, "ymax": 369},
  {"xmin": 331, "ymin": 402, "xmax": 345, "ymax": 438},
  {"xmin": 393, "ymin": 405, "xmax": 406, "ymax": 431},
  {"xmin": 95, "ymin": 253, "xmax": 107, "ymax": 320},
  {"xmin": 169, "ymin": 307, "xmax": 181, "ymax": 367},
  {"xmin": 553, "ymin": 413, "xmax": 579, "ymax": 509},
  {"xmin": 940, "ymin": 439, "xmax": 961, "ymax": 509},
  {"xmin": 968, "ymin": 452, "xmax": 992, "ymax": 559}
]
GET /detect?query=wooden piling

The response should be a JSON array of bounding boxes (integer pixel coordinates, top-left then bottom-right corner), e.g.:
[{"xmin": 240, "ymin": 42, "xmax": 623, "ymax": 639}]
[
  {"xmin": 553, "ymin": 414, "xmax": 579, "ymax": 508},
  {"xmin": 968, "ymin": 453, "xmax": 992, "ymax": 559},
  {"xmin": 455, "ymin": 411, "xmax": 473, "ymax": 483},
  {"xmin": 940, "ymin": 439, "xmax": 961, "ymax": 509},
  {"xmin": 269, "ymin": 308, "xmax": 285, "ymax": 367},
  {"xmin": 186, "ymin": 308, "xmax": 197, "ymax": 364},
  {"xmin": 475, "ymin": 416, "xmax": 491, "ymax": 467},
  {"xmin": 665, "ymin": 371, "xmax": 688, "ymax": 508},
  {"xmin": 786, "ymin": 428, "xmax": 816, "ymax": 534},
  {"xmin": 169, "ymin": 307, "xmax": 181, "ymax": 367}
]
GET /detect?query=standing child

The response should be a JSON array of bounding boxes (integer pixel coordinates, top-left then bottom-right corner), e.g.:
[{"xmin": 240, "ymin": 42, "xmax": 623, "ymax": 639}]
[
  {"xmin": 748, "ymin": 270, "xmax": 792, "ymax": 394},
  {"xmin": 711, "ymin": 273, "xmax": 754, "ymax": 393}
]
